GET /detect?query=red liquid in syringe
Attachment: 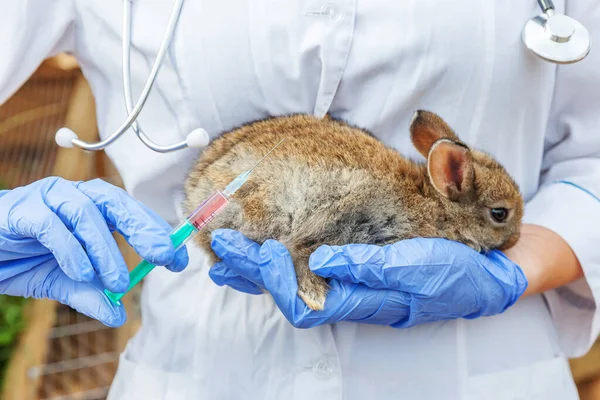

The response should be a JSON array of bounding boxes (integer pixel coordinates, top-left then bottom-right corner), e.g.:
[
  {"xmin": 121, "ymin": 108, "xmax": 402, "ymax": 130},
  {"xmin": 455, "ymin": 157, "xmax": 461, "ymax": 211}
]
[{"xmin": 188, "ymin": 190, "xmax": 230, "ymax": 230}]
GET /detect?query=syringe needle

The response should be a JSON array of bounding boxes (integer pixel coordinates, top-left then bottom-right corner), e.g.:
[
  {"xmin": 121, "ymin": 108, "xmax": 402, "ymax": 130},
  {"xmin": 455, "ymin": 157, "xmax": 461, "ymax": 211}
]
[
  {"xmin": 223, "ymin": 138, "xmax": 286, "ymax": 197},
  {"xmin": 247, "ymin": 138, "xmax": 285, "ymax": 175},
  {"xmin": 104, "ymin": 138, "xmax": 286, "ymax": 305}
]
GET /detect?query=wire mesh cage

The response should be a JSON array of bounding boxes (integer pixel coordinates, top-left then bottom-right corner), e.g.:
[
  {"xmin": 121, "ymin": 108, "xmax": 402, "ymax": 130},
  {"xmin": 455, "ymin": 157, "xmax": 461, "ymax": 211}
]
[
  {"xmin": 28, "ymin": 308, "xmax": 119, "ymax": 400},
  {"xmin": 0, "ymin": 56, "xmax": 141, "ymax": 400},
  {"xmin": 0, "ymin": 68, "xmax": 65, "ymax": 186}
]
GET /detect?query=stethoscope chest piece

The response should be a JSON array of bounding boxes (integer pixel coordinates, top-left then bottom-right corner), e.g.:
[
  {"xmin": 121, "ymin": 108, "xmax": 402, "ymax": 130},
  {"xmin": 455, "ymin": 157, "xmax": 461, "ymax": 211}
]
[{"xmin": 523, "ymin": 10, "xmax": 591, "ymax": 64}]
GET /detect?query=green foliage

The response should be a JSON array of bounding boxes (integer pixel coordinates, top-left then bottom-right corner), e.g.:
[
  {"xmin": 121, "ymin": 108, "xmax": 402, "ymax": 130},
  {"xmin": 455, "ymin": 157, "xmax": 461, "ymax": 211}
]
[
  {"xmin": 0, "ymin": 296, "xmax": 27, "ymax": 352},
  {"xmin": 0, "ymin": 180, "xmax": 27, "ymax": 389},
  {"xmin": 0, "ymin": 295, "xmax": 27, "ymax": 389}
]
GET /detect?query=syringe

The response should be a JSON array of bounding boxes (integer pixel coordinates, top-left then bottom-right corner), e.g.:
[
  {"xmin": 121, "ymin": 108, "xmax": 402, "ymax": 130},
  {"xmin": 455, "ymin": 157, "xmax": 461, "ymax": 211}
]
[{"xmin": 104, "ymin": 138, "xmax": 285, "ymax": 305}]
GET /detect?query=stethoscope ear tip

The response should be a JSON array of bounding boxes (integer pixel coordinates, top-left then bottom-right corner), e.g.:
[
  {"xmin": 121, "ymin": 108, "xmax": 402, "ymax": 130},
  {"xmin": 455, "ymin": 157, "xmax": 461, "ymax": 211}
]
[
  {"xmin": 55, "ymin": 127, "xmax": 79, "ymax": 149},
  {"xmin": 186, "ymin": 128, "xmax": 210, "ymax": 149}
]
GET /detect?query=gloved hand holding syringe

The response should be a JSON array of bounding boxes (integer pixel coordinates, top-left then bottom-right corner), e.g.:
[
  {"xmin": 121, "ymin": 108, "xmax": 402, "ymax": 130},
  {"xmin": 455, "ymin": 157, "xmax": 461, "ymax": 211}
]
[{"xmin": 103, "ymin": 138, "xmax": 285, "ymax": 305}]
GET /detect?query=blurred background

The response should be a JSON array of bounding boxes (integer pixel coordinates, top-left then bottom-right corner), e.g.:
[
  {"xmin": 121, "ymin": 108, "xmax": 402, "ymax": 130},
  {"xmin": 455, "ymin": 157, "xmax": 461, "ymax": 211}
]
[
  {"xmin": 0, "ymin": 54, "xmax": 142, "ymax": 400},
  {"xmin": 0, "ymin": 54, "xmax": 599, "ymax": 400}
]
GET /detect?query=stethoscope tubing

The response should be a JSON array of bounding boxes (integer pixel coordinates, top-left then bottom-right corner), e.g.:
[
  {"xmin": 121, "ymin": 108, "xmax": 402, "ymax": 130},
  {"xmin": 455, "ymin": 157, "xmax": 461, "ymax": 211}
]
[{"xmin": 55, "ymin": 0, "xmax": 590, "ymax": 154}]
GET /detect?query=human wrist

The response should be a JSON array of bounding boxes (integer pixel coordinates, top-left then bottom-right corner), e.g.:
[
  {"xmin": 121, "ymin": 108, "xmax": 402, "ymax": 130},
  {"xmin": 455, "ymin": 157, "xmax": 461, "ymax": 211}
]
[{"xmin": 502, "ymin": 224, "xmax": 583, "ymax": 297}]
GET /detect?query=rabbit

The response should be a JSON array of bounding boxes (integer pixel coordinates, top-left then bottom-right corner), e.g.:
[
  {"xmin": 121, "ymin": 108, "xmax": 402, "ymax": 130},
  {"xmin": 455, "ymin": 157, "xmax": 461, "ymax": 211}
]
[{"xmin": 182, "ymin": 110, "xmax": 524, "ymax": 311}]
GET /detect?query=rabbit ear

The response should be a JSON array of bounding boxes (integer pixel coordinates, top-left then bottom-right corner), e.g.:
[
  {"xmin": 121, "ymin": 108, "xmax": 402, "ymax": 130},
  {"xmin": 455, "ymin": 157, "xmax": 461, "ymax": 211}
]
[
  {"xmin": 409, "ymin": 110, "xmax": 460, "ymax": 158},
  {"xmin": 427, "ymin": 139, "xmax": 474, "ymax": 201}
]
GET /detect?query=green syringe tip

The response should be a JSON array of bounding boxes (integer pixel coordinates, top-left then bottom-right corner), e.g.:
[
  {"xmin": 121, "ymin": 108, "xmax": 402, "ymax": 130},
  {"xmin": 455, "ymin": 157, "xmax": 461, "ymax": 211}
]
[
  {"xmin": 103, "ymin": 220, "xmax": 198, "ymax": 304},
  {"xmin": 104, "ymin": 289, "xmax": 123, "ymax": 305},
  {"xmin": 104, "ymin": 259, "xmax": 157, "ymax": 305}
]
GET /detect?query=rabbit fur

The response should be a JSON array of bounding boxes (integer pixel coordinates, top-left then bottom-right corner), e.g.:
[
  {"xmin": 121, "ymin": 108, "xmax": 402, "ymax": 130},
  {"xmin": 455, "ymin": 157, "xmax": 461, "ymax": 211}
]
[{"xmin": 183, "ymin": 110, "xmax": 524, "ymax": 311}]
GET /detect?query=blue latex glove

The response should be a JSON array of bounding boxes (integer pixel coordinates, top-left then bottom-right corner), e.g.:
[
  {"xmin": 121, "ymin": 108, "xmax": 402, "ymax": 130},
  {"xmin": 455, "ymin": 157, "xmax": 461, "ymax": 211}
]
[
  {"xmin": 209, "ymin": 229, "xmax": 528, "ymax": 329},
  {"xmin": 0, "ymin": 177, "xmax": 189, "ymax": 327}
]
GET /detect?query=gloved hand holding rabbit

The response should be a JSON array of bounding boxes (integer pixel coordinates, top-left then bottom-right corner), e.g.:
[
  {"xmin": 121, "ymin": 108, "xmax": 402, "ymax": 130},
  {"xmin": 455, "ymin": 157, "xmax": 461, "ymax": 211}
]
[{"xmin": 182, "ymin": 110, "xmax": 528, "ymax": 328}]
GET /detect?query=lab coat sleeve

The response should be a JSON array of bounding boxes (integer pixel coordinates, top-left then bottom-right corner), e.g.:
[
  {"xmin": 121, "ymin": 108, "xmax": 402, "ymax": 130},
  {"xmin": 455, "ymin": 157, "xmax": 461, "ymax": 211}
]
[
  {"xmin": 0, "ymin": 0, "xmax": 76, "ymax": 104},
  {"xmin": 521, "ymin": 1, "xmax": 600, "ymax": 358}
]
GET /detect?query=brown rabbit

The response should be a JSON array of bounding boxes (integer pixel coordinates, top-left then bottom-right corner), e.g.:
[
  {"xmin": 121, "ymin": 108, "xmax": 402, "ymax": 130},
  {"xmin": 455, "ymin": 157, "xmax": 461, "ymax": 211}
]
[{"xmin": 182, "ymin": 110, "xmax": 524, "ymax": 311}]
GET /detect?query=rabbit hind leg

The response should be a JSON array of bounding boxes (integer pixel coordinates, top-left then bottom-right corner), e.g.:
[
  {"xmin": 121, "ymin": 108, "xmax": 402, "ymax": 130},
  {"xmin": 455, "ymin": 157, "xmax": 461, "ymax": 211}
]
[{"xmin": 287, "ymin": 245, "xmax": 330, "ymax": 311}]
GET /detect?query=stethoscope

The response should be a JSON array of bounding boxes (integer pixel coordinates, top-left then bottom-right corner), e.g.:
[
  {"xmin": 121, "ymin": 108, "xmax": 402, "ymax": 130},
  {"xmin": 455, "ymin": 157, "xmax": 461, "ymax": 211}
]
[
  {"xmin": 55, "ymin": 0, "xmax": 208, "ymax": 153},
  {"xmin": 55, "ymin": 0, "xmax": 592, "ymax": 154}
]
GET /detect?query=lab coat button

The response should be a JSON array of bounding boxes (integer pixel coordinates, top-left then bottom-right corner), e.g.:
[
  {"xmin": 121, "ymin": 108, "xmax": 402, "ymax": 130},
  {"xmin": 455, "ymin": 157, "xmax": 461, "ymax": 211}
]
[
  {"xmin": 321, "ymin": 3, "xmax": 343, "ymax": 23},
  {"xmin": 312, "ymin": 357, "xmax": 335, "ymax": 379}
]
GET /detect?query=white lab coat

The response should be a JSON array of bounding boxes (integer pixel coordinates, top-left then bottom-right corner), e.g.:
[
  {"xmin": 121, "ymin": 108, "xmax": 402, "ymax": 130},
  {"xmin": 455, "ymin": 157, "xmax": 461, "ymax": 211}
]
[{"xmin": 2, "ymin": 1, "xmax": 600, "ymax": 399}]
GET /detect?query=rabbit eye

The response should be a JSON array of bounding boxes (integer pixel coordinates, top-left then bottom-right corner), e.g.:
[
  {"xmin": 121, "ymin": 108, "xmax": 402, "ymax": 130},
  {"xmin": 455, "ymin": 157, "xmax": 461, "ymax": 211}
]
[{"xmin": 490, "ymin": 208, "xmax": 508, "ymax": 223}]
